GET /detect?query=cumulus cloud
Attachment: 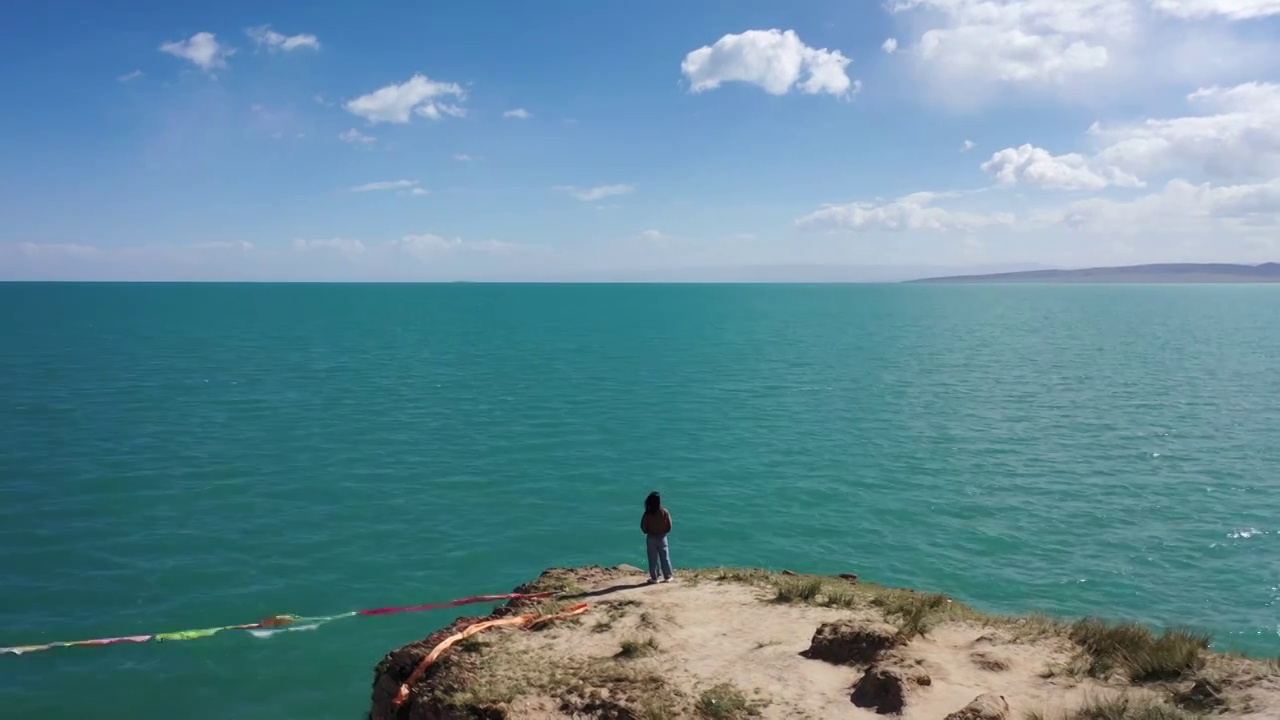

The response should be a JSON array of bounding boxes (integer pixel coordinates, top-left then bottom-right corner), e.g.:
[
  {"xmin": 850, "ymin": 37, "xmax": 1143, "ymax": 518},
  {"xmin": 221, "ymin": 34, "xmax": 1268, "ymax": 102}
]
[
  {"xmin": 983, "ymin": 144, "xmax": 1143, "ymax": 189},
  {"xmin": 987, "ymin": 81, "xmax": 1280, "ymax": 189},
  {"xmin": 350, "ymin": 180, "xmax": 419, "ymax": 192},
  {"xmin": 681, "ymin": 29, "xmax": 858, "ymax": 97},
  {"xmin": 245, "ymin": 25, "xmax": 320, "ymax": 52},
  {"xmin": 962, "ymin": 140, "xmax": 977, "ymax": 152},
  {"xmin": 1093, "ymin": 81, "xmax": 1280, "ymax": 181},
  {"xmin": 339, "ymin": 128, "xmax": 376, "ymax": 144},
  {"xmin": 883, "ymin": 38, "xmax": 900, "ymax": 53},
  {"xmin": 293, "ymin": 238, "xmax": 367, "ymax": 255},
  {"xmin": 1149, "ymin": 0, "xmax": 1280, "ymax": 19},
  {"xmin": 344, "ymin": 74, "xmax": 466, "ymax": 124},
  {"xmin": 503, "ymin": 108, "xmax": 532, "ymax": 119},
  {"xmin": 889, "ymin": 0, "xmax": 1122, "ymax": 86},
  {"xmin": 1041, "ymin": 178, "xmax": 1280, "ymax": 231},
  {"xmin": 796, "ymin": 191, "xmax": 1015, "ymax": 232},
  {"xmin": 556, "ymin": 184, "xmax": 635, "ymax": 201},
  {"xmin": 886, "ymin": 0, "xmax": 1280, "ymax": 107},
  {"xmin": 159, "ymin": 32, "xmax": 234, "ymax": 71}
]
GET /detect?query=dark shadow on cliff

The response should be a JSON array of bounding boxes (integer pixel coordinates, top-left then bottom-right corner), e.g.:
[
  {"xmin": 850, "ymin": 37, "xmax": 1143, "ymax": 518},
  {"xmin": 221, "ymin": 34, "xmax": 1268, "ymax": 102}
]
[{"xmin": 562, "ymin": 582, "xmax": 651, "ymax": 600}]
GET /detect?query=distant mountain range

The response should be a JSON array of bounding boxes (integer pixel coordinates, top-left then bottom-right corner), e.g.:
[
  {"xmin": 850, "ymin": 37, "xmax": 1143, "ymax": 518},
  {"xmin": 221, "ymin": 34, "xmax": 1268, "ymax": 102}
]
[{"xmin": 907, "ymin": 263, "xmax": 1280, "ymax": 284}]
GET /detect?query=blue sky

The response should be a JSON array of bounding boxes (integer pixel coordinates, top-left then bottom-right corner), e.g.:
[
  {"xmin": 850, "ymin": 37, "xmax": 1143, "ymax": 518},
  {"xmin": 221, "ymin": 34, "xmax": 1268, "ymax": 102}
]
[{"xmin": 2, "ymin": 0, "xmax": 1279, "ymax": 280}]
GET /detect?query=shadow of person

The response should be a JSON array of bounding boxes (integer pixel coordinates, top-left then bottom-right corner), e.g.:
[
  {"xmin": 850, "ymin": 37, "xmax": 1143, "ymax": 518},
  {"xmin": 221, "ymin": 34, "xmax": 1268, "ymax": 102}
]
[{"xmin": 562, "ymin": 582, "xmax": 652, "ymax": 600}]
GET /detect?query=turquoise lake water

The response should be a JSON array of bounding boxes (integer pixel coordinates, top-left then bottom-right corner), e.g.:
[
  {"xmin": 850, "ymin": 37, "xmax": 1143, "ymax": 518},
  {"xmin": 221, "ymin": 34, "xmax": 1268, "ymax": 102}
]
[{"xmin": 1, "ymin": 282, "xmax": 1278, "ymax": 719}]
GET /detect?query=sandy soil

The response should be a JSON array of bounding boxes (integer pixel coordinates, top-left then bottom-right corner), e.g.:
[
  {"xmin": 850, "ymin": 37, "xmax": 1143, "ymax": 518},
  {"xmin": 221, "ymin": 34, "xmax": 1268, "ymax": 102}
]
[{"xmin": 369, "ymin": 565, "xmax": 1280, "ymax": 720}]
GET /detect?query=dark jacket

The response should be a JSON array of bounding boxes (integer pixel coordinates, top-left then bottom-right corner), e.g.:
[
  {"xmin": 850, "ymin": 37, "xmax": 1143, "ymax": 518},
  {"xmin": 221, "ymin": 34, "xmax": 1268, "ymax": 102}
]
[{"xmin": 641, "ymin": 508, "xmax": 672, "ymax": 536}]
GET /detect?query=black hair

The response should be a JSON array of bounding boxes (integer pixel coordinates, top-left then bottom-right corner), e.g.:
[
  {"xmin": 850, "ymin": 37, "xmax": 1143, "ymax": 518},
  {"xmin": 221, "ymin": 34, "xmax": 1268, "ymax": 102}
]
[{"xmin": 644, "ymin": 491, "xmax": 661, "ymax": 513}]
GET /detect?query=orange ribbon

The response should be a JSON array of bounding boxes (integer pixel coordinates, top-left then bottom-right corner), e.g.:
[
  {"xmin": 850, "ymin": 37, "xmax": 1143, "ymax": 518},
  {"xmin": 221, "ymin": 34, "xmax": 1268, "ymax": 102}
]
[{"xmin": 393, "ymin": 603, "xmax": 590, "ymax": 708}]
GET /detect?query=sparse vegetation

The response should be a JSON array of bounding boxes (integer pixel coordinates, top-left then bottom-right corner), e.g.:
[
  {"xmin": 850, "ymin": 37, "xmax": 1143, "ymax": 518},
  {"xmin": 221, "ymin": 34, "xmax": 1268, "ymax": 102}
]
[
  {"xmin": 456, "ymin": 635, "xmax": 488, "ymax": 653},
  {"xmin": 698, "ymin": 567, "xmax": 976, "ymax": 637},
  {"xmin": 1068, "ymin": 618, "xmax": 1210, "ymax": 682},
  {"xmin": 636, "ymin": 695, "xmax": 685, "ymax": 720},
  {"xmin": 378, "ymin": 566, "xmax": 1273, "ymax": 720},
  {"xmin": 874, "ymin": 591, "xmax": 955, "ymax": 639},
  {"xmin": 774, "ymin": 577, "xmax": 824, "ymax": 603},
  {"xmin": 695, "ymin": 683, "xmax": 761, "ymax": 719},
  {"xmin": 1025, "ymin": 693, "xmax": 1204, "ymax": 720},
  {"xmin": 442, "ymin": 679, "xmax": 519, "ymax": 709},
  {"xmin": 617, "ymin": 635, "xmax": 661, "ymax": 659}
]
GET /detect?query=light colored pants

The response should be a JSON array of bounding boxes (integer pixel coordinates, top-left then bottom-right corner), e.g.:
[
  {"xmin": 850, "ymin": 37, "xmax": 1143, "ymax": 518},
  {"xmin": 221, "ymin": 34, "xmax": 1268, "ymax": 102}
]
[{"xmin": 646, "ymin": 534, "xmax": 673, "ymax": 581}]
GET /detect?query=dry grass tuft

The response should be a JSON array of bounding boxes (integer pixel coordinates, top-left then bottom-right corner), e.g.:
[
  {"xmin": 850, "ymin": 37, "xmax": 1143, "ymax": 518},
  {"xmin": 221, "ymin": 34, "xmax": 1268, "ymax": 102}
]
[
  {"xmin": 1068, "ymin": 619, "xmax": 1210, "ymax": 683},
  {"xmin": 1025, "ymin": 693, "xmax": 1203, "ymax": 720},
  {"xmin": 617, "ymin": 635, "xmax": 661, "ymax": 659},
  {"xmin": 873, "ymin": 591, "xmax": 956, "ymax": 639},
  {"xmin": 775, "ymin": 577, "xmax": 825, "ymax": 603},
  {"xmin": 700, "ymin": 568, "xmax": 983, "ymax": 639},
  {"xmin": 695, "ymin": 683, "xmax": 762, "ymax": 719}
]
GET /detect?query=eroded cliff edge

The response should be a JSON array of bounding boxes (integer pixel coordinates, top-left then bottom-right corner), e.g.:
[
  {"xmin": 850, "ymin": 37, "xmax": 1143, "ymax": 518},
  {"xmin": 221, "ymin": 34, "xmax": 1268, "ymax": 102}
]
[{"xmin": 370, "ymin": 566, "xmax": 1279, "ymax": 719}]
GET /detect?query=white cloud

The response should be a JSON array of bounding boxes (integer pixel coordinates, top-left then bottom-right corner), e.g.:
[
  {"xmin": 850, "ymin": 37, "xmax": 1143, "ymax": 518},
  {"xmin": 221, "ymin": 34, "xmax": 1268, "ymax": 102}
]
[
  {"xmin": 245, "ymin": 25, "xmax": 320, "ymax": 52},
  {"xmin": 417, "ymin": 102, "xmax": 467, "ymax": 120},
  {"xmin": 159, "ymin": 32, "xmax": 234, "ymax": 71},
  {"xmin": 982, "ymin": 143, "xmax": 1144, "ymax": 189},
  {"xmin": 503, "ymin": 108, "xmax": 532, "ymax": 119},
  {"xmin": 293, "ymin": 238, "xmax": 367, "ymax": 255},
  {"xmin": 408, "ymin": 188, "xmax": 431, "ymax": 196},
  {"xmin": 556, "ymin": 184, "xmax": 635, "ymax": 201},
  {"xmin": 889, "ymin": 0, "xmax": 1121, "ymax": 86},
  {"xmin": 454, "ymin": 153, "xmax": 476, "ymax": 162},
  {"xmin": 391, "ymin": 234, "xmax": 515, "ymax": 259},
  {"xmin": 883, "ymin": 38, "xmax": 900, "ymax": 53},
  {"xmin": 1041, "ymin": 178, "xmax": 1280, "ymax": 231},
  {"xmin": 350, "ymin": 180, "xmax": 419, "ymax": 192},
  {"xmin": 1150, "ymin": 0, "xmax": 1280, "ymax": 19},
  {"xmin": 796, "ymin": 191, "xmax": 1016, "ymax": 232},
  {"xmin": 681, "ymin": 29, "xmax": 858, "ymax": 97},
  {"xmin": 344, "ymin": 74, "xmax": 466, "ymax": 124},
  {"xmin": 638, "ymin": 230, "xmax": 668, "ymax": 241},
  {"xmin": 962, "ymin": 139, "xmax": 977, "ymax": 152},
  {"xmin": 1093, "ymin": 81, "xmax": 1280, "ymax": 181},
  {"xmin": 987, "ymin": 81, "xmax": 1280, "ymax": 190},
  {"xmin": 118, "ymin": 70, "xmax": 143, "ymax": 82},
  {"xmin": 339, "ymin": 128, "xmax": 376, "ymax": 144},
  {"xmin": 885, "ymin": 0, "xmax": 1280, "ymax": 107}
]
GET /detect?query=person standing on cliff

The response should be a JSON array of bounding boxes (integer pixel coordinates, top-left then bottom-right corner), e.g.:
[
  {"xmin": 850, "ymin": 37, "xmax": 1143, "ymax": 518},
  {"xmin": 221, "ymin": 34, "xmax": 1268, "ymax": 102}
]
[{"xmin": 641, "ymin": 491, "xmax": 674, "ymax": 584}]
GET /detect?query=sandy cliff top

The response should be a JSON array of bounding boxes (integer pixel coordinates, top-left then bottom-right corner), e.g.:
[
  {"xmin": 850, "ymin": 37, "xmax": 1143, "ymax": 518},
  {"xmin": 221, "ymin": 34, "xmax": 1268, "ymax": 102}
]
[{"xmin": 369, "ymin": 566, "xmax": 1280, "ymax": 719}]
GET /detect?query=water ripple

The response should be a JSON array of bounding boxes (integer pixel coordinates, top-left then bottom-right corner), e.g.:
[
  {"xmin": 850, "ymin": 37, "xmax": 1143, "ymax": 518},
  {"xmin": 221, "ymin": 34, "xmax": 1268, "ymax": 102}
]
[{"xmin": 1, "ymin": 283, "xmax": 1279, "ymax": 720}]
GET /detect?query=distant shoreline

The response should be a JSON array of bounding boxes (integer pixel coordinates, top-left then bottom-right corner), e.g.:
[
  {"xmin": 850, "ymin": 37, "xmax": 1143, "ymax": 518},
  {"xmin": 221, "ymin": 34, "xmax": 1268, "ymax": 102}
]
[
  {"xmin": 3, "ymin": 262, "xmax": 1280, "ymax": 284},
  {"xmin": 907, "ymin": 262, "xmax": 1280, "ymax": 284}
]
